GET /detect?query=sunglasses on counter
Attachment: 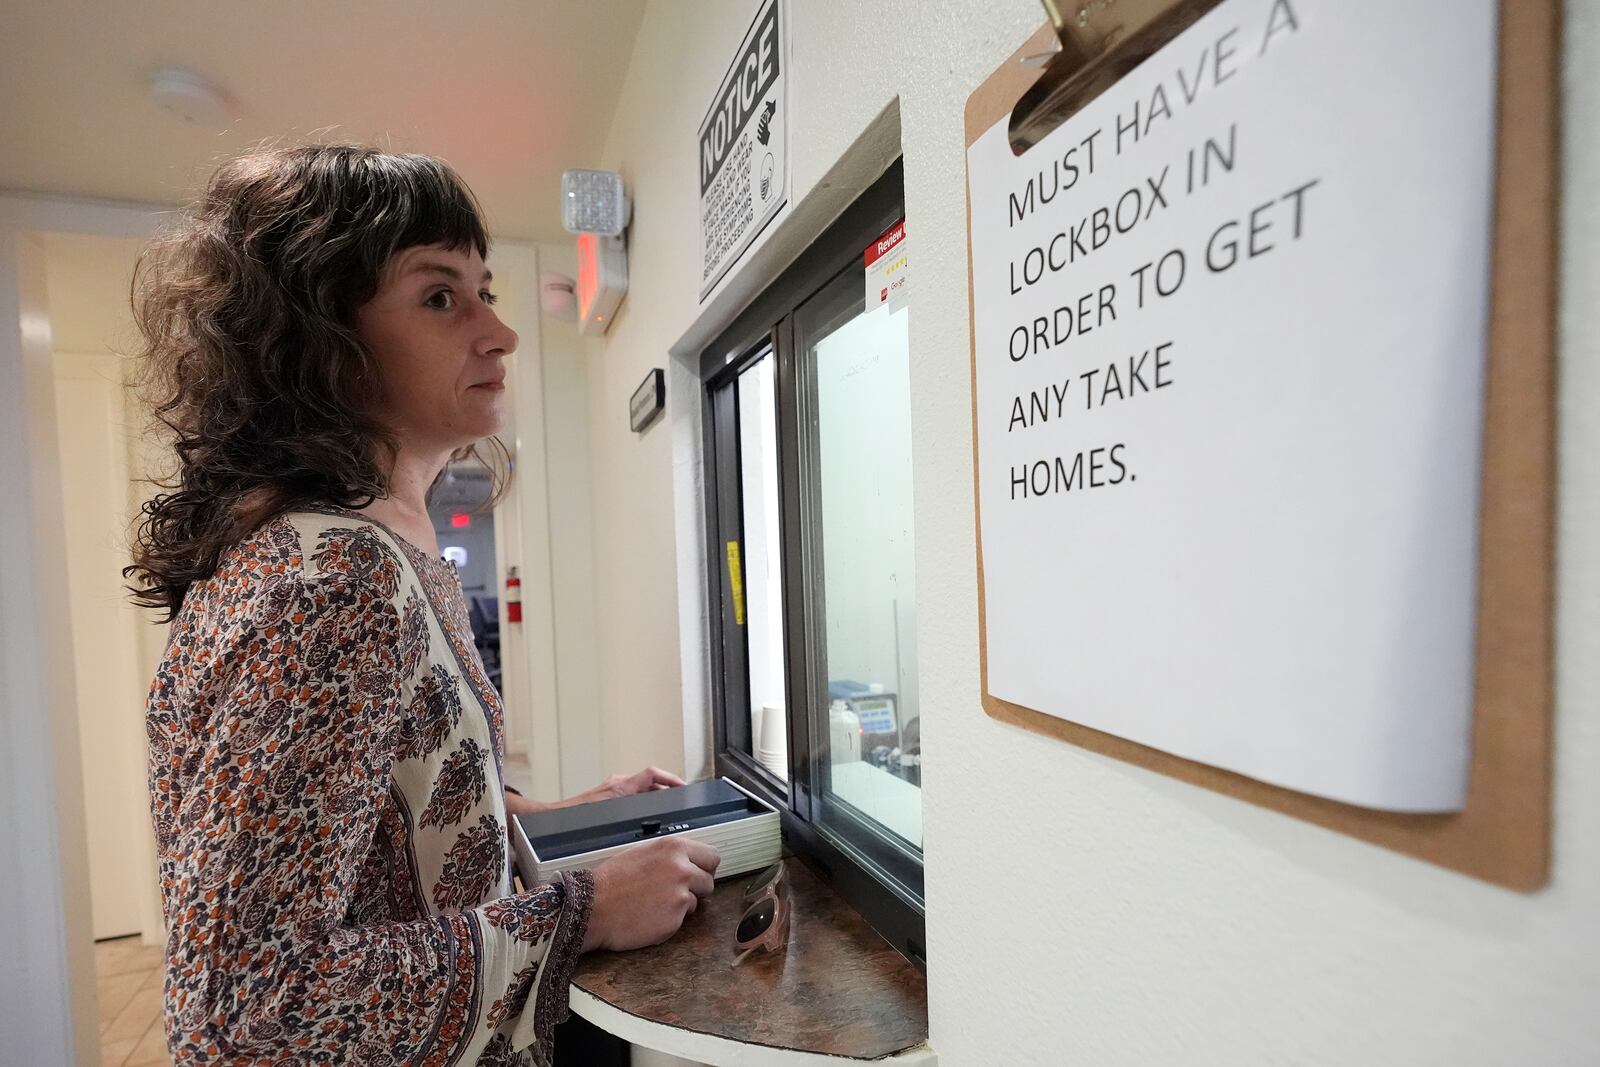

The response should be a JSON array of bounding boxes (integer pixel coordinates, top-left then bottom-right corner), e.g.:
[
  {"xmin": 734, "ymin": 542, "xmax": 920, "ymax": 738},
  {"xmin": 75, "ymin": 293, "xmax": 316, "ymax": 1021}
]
[{"xmin": 732, "ymin": 862, "xmax": 790, "ymax": 966}]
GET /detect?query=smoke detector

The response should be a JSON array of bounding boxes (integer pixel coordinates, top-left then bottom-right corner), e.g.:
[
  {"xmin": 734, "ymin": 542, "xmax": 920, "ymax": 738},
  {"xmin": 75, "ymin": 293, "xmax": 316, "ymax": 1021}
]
[
  {"xmin": 149, "ymin": 67, "xmax": 234, "ymax": 129},
  {"xmin": 539, "ymin": 272, "xmax": 578, "ymax": 322}
]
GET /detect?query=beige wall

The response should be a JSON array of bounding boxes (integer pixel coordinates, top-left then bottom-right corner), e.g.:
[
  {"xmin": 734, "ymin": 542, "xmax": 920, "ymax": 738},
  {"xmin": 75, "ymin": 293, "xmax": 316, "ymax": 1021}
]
[
  {"xmin": 584, "ymin": 1, "xmax": 1600, "ymax": 1063},
  {"xmin": 534, "ymin": 242, "xmax": 605, "ymax": 793},
  {"xmin": 52, "ymin": 350, "xmax": 152, "ymax": 942},
  {"xmin": 45, "ymin": 234, "xmax": 166, "ymax": 948}
]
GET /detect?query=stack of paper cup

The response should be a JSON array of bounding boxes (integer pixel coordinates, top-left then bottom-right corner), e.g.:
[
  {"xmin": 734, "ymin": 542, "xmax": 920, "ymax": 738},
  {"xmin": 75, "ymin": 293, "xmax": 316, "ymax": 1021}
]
[{"xmin": 757, "ymin": 702, "xmax": 787, "ymax": 778}]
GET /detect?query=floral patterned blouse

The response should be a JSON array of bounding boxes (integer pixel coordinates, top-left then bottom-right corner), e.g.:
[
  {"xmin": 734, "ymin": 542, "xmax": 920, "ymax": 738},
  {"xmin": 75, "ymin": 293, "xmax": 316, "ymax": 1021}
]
[{"xmin": 147, "ymin": 509, "xmax": 593, "ymax": 1066}]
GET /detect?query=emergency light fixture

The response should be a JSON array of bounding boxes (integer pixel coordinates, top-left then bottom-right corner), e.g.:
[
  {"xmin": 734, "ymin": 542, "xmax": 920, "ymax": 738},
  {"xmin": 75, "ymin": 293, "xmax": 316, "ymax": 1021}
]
[
  {"xmin": 562, "ymin": 169, "xmax": 631, "ymax": 335},
  {"xmin": 575, "ymin": 232, "xmax": 627, "ymax": 336},
  {"xmin": 561, "ymin": 169, "xmax": 630, "ymax": 237}
]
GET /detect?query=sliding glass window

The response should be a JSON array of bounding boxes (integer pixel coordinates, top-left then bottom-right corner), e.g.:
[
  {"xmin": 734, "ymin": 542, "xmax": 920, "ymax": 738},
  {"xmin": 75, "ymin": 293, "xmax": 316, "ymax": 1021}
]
[{"xmin": 703, "ymin": 160, "xmax": 923, "ymax": 962}]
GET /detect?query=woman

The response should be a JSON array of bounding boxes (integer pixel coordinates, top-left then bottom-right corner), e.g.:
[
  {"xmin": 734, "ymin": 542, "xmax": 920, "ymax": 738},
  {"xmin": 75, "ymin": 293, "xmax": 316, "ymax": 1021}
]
[{"xmin": 127, "ymin": 144, "xmax": 719, "ymax": 1067}]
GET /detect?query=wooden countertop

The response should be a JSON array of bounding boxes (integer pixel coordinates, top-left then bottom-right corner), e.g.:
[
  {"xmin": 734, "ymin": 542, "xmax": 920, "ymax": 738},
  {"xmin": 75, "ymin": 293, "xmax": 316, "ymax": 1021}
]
[{"xmin": 571, "ymin": 857, "xmax": 930, "ymax": 1062}]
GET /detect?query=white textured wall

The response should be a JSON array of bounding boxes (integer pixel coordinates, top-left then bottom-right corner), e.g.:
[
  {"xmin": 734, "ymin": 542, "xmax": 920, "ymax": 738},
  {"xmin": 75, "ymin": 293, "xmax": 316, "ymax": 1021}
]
[
  {"xmin": 587, "ymin": 1, "xmax": 1600, "ymax": 1062},
  {"xmin": 587, "ymin": 0, "xmax": 774, "ymax": 779},
  {"xmin": 535, "ymin": 242, "xmax": 605, "ymax": 794}
]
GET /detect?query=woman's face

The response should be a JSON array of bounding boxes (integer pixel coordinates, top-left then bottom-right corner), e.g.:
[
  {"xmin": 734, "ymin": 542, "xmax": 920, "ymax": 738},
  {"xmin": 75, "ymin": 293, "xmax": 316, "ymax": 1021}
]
[{"xmin": 356, "ymin": 242, "xmax": 517, "ymax": 454}]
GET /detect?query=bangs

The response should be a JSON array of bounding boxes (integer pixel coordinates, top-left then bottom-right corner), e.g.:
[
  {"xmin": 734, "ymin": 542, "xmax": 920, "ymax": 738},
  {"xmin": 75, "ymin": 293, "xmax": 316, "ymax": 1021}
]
[{"xmin": 345, "ymin": 150, "xmax": 491, "ymax": 270}]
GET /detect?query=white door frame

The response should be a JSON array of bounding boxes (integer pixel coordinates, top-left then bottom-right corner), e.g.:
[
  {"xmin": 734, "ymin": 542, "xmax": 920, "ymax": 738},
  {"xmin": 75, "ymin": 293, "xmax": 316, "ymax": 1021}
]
[
  {"xmin": 484, "ymin": 239, "xmax": 565, "ymax": 799},
  {"xmin": 0, "ymin": 191, "xmax": 165, "ymax": 1065}
]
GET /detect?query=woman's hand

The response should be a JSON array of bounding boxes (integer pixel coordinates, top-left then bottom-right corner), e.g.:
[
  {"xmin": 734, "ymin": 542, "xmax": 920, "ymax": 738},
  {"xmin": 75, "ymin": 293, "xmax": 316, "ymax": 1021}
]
[
  {"xmin": 563, "ymin": 766, "xmax": 687, "ymax": 809},
  {"xmin": 502, "ymin": 789, "xmax": 547, "ymax": 818},
  {"xmin": 503, "ymin": 767, "xmax": 684, "ymax": 819},
  {"xmin": 582, "ymin": 837, "xmax": 721, "ymax": 953}
]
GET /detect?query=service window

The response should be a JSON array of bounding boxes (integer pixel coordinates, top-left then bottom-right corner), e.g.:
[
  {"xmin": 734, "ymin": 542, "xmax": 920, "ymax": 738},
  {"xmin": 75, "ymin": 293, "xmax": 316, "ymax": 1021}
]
[{"xmin": 702, "ymin": 160, "xmax": 923, "ymax": 961}]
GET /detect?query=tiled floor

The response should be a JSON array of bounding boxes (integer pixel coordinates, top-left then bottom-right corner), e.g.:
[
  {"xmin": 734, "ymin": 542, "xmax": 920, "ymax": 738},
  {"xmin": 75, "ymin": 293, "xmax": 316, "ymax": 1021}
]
[{"xmin": 94, "ymin": 937, "xmax": 172, "ymax": 1067}]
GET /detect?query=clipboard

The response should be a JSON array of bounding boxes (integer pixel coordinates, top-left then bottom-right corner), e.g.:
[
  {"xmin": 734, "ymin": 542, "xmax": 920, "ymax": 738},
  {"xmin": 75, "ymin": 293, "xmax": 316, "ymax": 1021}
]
[{"xmin": 964, "ymin": 1, "xmax": 1557, "ymax": 890}]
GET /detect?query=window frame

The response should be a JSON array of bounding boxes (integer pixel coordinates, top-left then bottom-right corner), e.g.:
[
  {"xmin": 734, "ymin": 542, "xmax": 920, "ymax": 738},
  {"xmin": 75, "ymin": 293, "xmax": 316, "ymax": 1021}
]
[{"xmin": 700, "ymin": 160, "xmax": 925, "ymax": 966}]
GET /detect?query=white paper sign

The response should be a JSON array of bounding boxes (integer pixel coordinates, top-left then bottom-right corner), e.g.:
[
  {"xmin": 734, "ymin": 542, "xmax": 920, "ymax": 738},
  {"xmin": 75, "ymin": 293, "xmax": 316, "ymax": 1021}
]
[
  {"xmin": 966, "ymin": 0, "xmax": 1496, "ymax": 811},
  {"xmin": 866, "ymin": 218, "xmax": 908, "ymax": 313},
  {"xmin": 698, "ymin": 0, "xmax": 788, "ymax": 302}
]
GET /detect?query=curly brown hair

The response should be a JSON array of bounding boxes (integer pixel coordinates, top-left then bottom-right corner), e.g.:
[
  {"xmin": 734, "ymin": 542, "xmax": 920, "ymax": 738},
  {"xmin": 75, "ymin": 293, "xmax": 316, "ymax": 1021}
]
[{"xmin": 125, "ymin": 143, "xmax": 504, "ymax": 619}]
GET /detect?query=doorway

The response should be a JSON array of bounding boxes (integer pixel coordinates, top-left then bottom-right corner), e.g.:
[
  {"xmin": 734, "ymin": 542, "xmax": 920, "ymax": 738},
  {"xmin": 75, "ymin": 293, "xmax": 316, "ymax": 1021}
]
[
  {"xmin": 430, "ymin": 457, "xmax": 505, "ymax": 695},
  {"xmin": 45, "ymin": 233, "xmax": 165, "ymax": 943},
  {"xmin": 45, "ymin": 231, "xmax": 171, "ymax": 1064}
]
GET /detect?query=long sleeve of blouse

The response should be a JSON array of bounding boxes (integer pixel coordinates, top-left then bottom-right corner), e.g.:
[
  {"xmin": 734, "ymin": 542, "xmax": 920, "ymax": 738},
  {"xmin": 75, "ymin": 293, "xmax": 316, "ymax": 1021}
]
[{"xmin": 147, "ymin": 513, "xmax": 590, "ymax": 1067}]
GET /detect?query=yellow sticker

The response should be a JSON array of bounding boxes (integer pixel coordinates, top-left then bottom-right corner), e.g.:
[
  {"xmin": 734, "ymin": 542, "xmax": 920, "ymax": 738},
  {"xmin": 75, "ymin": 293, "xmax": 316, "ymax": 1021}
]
[{"xmin": 725, "ymin": 540, "xmax": 746, "ymax": 626}]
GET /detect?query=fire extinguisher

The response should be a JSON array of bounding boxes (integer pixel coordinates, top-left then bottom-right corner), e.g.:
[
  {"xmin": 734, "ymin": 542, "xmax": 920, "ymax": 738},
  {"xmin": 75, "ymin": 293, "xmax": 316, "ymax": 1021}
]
[{"xmin": 505, "ymin": 566, "xmax": 522, "ymax": 624}]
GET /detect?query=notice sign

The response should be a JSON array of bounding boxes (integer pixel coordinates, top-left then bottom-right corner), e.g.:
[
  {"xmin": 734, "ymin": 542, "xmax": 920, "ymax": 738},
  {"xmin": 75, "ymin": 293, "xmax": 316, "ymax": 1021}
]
[
  {"xmin": 866, "ymin": 218, "xmax": 908, "ymax": 314},
  {"xmin": 966, "ymin": 0, "xmax": 1496, "ymax": 811},
  {"xmin": 698, "ymin": 0, "xmax": 788, "ymax": 302}
]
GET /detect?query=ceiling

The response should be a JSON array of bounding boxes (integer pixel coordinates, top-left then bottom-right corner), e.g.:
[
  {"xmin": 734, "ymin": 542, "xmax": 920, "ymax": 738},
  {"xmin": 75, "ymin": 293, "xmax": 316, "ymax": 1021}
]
[{"xmin": 0, "ymin": 1, "xmax": 645, "ymax": 242}]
